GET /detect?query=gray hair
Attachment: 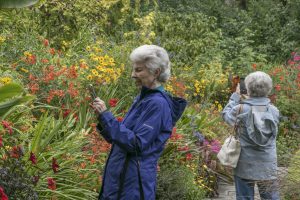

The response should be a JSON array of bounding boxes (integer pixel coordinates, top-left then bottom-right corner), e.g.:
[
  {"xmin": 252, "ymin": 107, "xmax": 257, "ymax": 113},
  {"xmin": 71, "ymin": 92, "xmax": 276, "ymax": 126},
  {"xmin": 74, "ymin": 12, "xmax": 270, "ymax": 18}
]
[
  {"xmin": 129, "ymin": 45, "xmax": 171, "ymax": 83},
  {"xmin": 245, "ymin": 71, "xmax": 273, "ymax": 97}
]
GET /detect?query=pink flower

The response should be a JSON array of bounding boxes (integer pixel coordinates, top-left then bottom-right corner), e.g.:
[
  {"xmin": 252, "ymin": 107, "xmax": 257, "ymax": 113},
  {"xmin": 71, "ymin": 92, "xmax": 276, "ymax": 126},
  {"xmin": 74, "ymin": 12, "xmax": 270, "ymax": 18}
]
[
  {"xmin": 294, "ymin": 55, "xmax": 300, "ymax": 61},
  {"xmin": 0, "ymin": 136, "xmax": 3, "ymax": 148},
  {"xmin": 210, "ymin": 139, "xmax": 221, "ymax": 153},
  {"xmin": 0, "ymin": 186, "xmax": 8, "ymax": 200}
]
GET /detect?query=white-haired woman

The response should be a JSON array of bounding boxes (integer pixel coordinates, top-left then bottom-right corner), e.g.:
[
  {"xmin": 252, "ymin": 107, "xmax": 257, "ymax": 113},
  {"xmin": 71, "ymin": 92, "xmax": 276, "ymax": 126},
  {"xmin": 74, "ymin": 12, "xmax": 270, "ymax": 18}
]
[
  {"xmin": 222, "ymin": 71, "xmax": 280, "ymax": 200},
  {"xmin": 92, "ymin": 45, "xmax": 187, "ymax": 200}
]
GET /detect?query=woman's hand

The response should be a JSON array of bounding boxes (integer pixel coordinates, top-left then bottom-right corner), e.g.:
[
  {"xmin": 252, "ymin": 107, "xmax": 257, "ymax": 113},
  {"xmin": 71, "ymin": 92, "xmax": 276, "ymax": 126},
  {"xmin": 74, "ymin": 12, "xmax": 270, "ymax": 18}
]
[
  {"xmin": 91, "ymin": 97, "xmax": 107, "ymax": 114},
  {"xmin": 235, "ymin": 83, "xmax": 241, "ymax": 95}
]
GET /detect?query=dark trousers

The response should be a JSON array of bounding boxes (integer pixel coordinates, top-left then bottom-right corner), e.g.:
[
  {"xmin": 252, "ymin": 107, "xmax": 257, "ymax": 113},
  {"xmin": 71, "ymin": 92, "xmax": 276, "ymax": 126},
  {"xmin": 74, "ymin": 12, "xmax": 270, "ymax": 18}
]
[{"xmin": 234, "ymin": 175, "xmax": 280, "ymax": 200}]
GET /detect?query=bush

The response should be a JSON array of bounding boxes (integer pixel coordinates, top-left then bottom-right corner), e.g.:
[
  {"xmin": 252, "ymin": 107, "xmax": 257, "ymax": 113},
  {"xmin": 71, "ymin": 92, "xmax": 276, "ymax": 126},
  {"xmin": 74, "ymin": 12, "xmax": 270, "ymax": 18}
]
[{"xmin": 156, "ymin": 163, "xmax": 206, "ymax": 200}]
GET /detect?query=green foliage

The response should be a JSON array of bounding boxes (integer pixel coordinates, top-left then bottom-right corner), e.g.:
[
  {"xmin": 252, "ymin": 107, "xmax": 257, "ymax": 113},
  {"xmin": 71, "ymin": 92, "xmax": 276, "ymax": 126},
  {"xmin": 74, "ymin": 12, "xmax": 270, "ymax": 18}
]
[
  {"xmin": 155, "ymin": 10, "xmax": 223, "ymax": 67},
  {"xmin": 282, "ymin": 149, "xmax": 300, "ymax": 199},
  {"xmin": 0, "ymin": 83, "xmax": 35, "ymax": 117},
  {"xmin": 156, "ymin": 162, "xmax": 206, "ymax": 200},
  {"xmin": 0, "ymin": 0, "xmax": 38, "ymax": 8}
]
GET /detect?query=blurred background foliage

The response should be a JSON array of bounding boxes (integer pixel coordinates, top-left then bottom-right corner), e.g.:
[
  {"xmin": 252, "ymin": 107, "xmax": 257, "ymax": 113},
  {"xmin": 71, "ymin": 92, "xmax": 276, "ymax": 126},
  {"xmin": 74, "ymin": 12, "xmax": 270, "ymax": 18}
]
[{"xmin": 0, "ymin": 0, "xmax": 300, "ymax": 199}]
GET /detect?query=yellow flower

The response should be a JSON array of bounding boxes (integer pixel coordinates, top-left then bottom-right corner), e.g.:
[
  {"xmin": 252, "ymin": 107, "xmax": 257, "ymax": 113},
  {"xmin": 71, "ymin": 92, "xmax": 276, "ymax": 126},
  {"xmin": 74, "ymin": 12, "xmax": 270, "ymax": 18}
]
[
  {"xmin": 20, "ymin": 67, "xmax": 29, "ymax": 73},
  {"xmin": 149, "ymin": 31, "xmax": 156, "ymax": 38},
  {"xmin": 87, "ymin": 75, "xmax": 93, "ymax": 80},
  {"xmin": 0, "ymin": 77, "xmax": 12, "ymax": 84},
  {"xmin": 86, "ymin": 46, "xmax": 91, "ymax": 51},
  {"xmin": 91, "ymin": 69, "xmax": 99, "ymax": 76},
  {"xmin": 98, "ymin": 56, "xmax": 104, "ymax": 62},
  {"xmin": 24, "ymin": 51, "xmax": 31, "ymax": 57},
  {"xmin": 0, "ymin": 36, "xmax": 6, "ymax": 43},
  {"xmin": 62, "ymin": 40, "xmax": 68, "ymax": 47},
  {"xmin": 96, "ymin": 65, "xmax": 103, "ymax": 71}
]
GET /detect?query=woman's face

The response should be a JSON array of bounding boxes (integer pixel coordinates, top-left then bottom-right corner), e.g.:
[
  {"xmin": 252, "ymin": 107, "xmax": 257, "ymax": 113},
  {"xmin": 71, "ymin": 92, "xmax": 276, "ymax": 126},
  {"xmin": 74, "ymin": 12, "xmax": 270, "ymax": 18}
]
[{"xmin": 131, "ymin": 62, "xmax": 156, "ymax": 89}]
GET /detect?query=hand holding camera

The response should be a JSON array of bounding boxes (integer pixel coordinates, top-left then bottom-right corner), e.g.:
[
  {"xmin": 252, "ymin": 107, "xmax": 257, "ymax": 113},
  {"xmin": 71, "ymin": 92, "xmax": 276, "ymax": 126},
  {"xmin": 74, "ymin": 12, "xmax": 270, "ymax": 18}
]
[{"xmin": 88, "ymin": 84, "xmax": 107, "ymax": 114}]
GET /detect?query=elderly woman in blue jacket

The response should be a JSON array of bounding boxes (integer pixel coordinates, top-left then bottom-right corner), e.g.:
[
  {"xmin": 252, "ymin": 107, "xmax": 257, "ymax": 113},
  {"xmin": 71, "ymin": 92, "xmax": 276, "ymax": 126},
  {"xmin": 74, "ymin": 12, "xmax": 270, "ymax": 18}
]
[
  {"xmin": 222, "ymin": 71, "xmax": 280, "ymax": 200},
  {"xmin": 92, "ymin": 45, "xmax": 187, "ymax": 200}
]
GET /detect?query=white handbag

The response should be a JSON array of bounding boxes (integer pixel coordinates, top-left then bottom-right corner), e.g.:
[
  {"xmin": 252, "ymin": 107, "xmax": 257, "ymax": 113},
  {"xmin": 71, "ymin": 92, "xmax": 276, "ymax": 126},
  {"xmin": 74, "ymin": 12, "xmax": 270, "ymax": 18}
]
[{"xmin": 217, "ymin": 105, "xmax": 243, "ymax": 168}]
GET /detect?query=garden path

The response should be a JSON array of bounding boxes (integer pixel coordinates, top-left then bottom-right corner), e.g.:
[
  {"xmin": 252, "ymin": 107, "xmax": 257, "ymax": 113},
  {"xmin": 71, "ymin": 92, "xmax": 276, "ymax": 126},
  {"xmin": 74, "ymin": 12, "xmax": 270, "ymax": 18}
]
[{"xmin": 205, "ymin": 167, "xmax": 288, "ymax": 200}]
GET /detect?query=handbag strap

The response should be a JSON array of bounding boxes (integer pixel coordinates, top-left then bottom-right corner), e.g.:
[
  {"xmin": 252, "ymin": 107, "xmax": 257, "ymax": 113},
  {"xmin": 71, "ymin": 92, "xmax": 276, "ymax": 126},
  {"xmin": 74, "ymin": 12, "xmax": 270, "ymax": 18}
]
[{"xmin": 232, "ymin": 104, "xmax": 243, "ymax": 137}]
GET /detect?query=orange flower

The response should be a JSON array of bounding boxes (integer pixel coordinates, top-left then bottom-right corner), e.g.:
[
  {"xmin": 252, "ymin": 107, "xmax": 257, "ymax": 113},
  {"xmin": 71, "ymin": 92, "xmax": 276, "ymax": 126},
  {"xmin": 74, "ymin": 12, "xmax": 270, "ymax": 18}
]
[
  {"xmin": 66, "ymin": 65, "xmax": 78, "ymax": 79},
  {"xmin": 26, "ymin": 54, "xmax": 37, "ymax": 65},
  {"xmin": 28, "ymin": 83, "xmax": 39, "ymax": 94},
  {"xmin": 67, "ymin": 83, "xmax": 79, "ymax": 97},
  {"xmin": 117, "ymin": 117, "xmax": 123, "ymax": 122},
  {"xmin": 41, "ymin": 58, "xmax": 49, "ymax": 64},
  {"xmin": 49, "ymin": 48, "xmax": 55, "ymax": 55}
]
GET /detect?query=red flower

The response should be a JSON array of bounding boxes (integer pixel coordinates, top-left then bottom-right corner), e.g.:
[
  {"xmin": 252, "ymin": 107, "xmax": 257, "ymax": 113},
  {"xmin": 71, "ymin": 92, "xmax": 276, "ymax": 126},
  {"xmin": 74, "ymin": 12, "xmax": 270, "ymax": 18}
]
[
  {"xmin": 252, "ymin": 63, "xmax": 257, "ymax": 70},
  {"xmin": 43, "ymin": 39, "xmax": 49, "ymax": 47},
  {"xmin": 275, "ymin": 84, "xmax": 281, "ymax": 91},
  {"xmin": 0, "ymin": 186, "xmax": 8, "ymax": 200},
  {"xmin": 109, "ymin": 98, "xmax": 119, "ymax": 107},
  {"xmin": 28, "ymin": 83, "xmax": 39, "ymax": 94},
  {"xmin": 172, "ymin": 127, "xmax": 177, "ymax": 135},
  {"xmin": 52, "ymin": 158, "xmax": 59, "ymax": 173},
  {"xmin": 186, "ymin": 153, "xmax": 192, "ymax": 160},
  {"xmin": 41, "ymin": 58, "xmax": 49, "ymax": 64},
  {"xmin": 29, "ymin": 152, "xmax": 37, "ymax": 165},
  {"xmin": 10, "ymin": 145, "xmax": 23, "ymax": 158},
  {"xmin": 1, "ymin": 120, "xmax": 13, "ymax": 135},
  {"xmin": 47, "ymin": 178, "xmax": 56, "ymax": 190},
  {"xmin": 117, "ymin": 117, "xmax": 123, "ymax": 122},
  {"xmin": 178, "ymin": 146, "xmax": 189, "ymax": 151},
  {"xmin": 32, "ymin": 175, "xmax": 40, "ymax": 186},
  {"xmin": 63, "ymin": 109, "xmax": 71, "ymax": 118},
  {"xmin": 29, "ymin": 74, "xmax": 37, "ymax": 81},
  {"xmin": 26, "ymin": 54, "xmax": 36, "ymax": 65},
  {"xmin": 0, "ymin": 136, "xmax": 3, "ymax": 148}
]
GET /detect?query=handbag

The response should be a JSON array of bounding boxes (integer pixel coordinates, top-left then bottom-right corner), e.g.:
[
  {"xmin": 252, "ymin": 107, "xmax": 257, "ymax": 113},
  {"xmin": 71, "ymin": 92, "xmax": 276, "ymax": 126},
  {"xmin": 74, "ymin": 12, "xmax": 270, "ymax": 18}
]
[{"xmin": 217, "ymin": 105, "xmax": 243, "ymax": 168}]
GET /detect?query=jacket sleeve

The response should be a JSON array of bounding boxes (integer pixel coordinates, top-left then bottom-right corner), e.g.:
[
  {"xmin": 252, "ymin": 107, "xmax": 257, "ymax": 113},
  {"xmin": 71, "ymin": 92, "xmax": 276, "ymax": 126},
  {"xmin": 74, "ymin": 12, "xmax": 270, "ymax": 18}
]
[
  {"xmin": 97, "ymin": 100, "xmax": 168, "ymax": 153},
  {"xmin": 222, "ymin": 92, "xmax": 242, "ymax": 126}
]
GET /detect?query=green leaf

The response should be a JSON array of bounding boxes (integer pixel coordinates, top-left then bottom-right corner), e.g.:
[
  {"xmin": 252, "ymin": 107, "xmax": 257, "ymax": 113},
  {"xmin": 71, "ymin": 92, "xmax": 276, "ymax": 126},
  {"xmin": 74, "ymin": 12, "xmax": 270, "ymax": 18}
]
[
  {"xmin": 0, "ymin": 83, "xmax": 23, "ymax": 103},
  {"xmin": 0, "ymin": 95, "xmax": 35, "ymax": 117},
  {"xmin": 0, "ymin": 0, "xmax": 38, "ymax": 8}
]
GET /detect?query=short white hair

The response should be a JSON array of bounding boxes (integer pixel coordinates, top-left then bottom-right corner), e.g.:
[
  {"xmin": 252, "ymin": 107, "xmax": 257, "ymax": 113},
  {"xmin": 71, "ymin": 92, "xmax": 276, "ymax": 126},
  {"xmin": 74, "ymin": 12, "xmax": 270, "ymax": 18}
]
[
  {"xmin": 129, "ymin": 45, "xmax": 171, "ymax": 83},
  {"xmin": 245, "ymin": 71, "xmax": 273, "ymax": 97}
]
